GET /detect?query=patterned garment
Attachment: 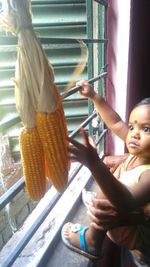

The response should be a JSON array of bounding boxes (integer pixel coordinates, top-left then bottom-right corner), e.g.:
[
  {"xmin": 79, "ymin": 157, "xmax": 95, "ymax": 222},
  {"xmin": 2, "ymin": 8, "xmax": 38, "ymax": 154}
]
[
  {"xmin": 121, "ymin": 248, "xmax": 150, "ymax": 267},
  {"xmin": 129, "ymin": 250, "xmax": 150, "ymax": 267}
]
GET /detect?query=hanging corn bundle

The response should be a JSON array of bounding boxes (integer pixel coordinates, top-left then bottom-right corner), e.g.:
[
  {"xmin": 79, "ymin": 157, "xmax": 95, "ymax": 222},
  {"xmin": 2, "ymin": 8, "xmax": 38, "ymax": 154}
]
[{"xmin": 0, "ymin": 0, "xmax": 75, "ymax": 200}]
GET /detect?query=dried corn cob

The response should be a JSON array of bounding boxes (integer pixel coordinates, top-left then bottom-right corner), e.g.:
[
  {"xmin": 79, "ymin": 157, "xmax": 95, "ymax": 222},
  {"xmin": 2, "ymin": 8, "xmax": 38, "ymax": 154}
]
[
  {"xmin": 19, "ymin": 127, "xmax": 46, "ymax": 201},
  {"xmin": 37, "ymin": 113, "xmax": 68, "ymax": 191},
  {"xmin": 36, "ymin": 89, "xmax": 69, "ymax": 192}
]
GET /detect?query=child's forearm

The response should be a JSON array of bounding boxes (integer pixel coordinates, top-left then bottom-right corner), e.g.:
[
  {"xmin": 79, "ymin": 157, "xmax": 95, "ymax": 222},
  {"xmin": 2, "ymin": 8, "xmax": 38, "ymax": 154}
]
[{"xmin": 91, "ymin": 93, "xmax": 128, "ymax": 141}]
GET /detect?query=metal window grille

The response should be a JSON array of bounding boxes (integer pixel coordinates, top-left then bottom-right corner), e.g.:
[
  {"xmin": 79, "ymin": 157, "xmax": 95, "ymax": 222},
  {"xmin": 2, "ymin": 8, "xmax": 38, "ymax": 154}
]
[{"xmin": 0, "ymin": 1, "xmax": 107, "ymax": 265}]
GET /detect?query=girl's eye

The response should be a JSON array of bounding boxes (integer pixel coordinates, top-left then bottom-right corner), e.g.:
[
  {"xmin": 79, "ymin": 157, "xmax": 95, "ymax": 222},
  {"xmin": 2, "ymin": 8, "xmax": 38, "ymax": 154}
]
[
  {"xmin": 144, "ymin": 127, "xmax": 150, "ymax": 132},
  {"xmin": 128, "ymin": 125, "xmax": 134, "ymax": 131}
]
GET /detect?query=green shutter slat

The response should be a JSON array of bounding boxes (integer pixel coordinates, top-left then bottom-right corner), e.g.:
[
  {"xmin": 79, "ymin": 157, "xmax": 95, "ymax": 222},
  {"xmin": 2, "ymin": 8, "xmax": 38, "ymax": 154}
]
[
  {"xmin": 63, "ymin": 99, "xmax": 88, "ymax": 117},
  {"xmin": 0, "ymin": 116, "xmax": 21, "ymax": 134},
  {"xmin": 32, "ymin": 4, "xmax": 86, "ymax": 26},
  {"xmin": 34, "ymin": 25, "xmax": 86, "ymax": 38},
  {"xmin": 32, "ymin": 1, "xmax": 85, "ymax": 3},
  {"xmin": 66, "ymin": 115, "xmax": 87, "ymax": 131},
  {"xmin": 45, "ymin": 47, "xmax": 86, "ymax": 66}
]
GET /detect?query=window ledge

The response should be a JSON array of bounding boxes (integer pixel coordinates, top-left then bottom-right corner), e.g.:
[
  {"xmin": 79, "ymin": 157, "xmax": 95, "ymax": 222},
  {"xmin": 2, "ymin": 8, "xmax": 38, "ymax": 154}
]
[{"xmin": 0, "ymin": 163, "xmax": 93, "ymax": 267}]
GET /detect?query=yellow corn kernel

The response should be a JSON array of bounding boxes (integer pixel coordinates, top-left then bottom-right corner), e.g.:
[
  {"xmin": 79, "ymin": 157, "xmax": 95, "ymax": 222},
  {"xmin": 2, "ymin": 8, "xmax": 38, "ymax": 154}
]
[
  {"xmin": 19, "ymin": 127, "xmax": 47, "ymax": 201},
  {"xmin": 58, "ymin": 102, "xmax": 71, "ymax": 170},
  {"xmin": 36, "ymin": 104, "xmax": 69, "ymax": 192}
]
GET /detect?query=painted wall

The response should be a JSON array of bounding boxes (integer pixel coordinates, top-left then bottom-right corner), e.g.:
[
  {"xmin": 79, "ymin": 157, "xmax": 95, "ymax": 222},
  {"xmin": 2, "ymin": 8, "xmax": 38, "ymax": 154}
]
[
  {"xmin": 105, "ymin": 0, "xmax": 131, "ymax": 155},
  {"xmin": 126, "ymin": 0, "xmax": 150, "ymax": 118}
]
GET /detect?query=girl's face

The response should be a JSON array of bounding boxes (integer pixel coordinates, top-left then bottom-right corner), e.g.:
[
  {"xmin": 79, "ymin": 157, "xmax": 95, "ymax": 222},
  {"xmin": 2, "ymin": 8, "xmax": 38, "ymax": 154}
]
[{"xmin": 126, "ymin": 104, "xmax": 150, "ymax": 159}]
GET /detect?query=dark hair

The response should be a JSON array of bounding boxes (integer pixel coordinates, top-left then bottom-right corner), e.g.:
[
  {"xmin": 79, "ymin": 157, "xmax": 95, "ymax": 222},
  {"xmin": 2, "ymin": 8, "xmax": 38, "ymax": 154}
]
[{"xmin": 134, "ymin": 98, "xmax": 150, "ymax": 108}]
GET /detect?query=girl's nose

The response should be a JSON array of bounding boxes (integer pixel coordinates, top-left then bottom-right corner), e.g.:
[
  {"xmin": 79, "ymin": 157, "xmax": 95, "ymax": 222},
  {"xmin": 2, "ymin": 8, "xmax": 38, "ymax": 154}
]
[{"xmin": 131, "ymin": 129, "xmax": 140, "ymax": 139}]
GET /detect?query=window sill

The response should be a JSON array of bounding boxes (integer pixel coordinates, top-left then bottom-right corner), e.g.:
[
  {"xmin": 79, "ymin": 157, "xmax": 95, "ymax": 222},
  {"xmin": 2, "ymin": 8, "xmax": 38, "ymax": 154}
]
[{"xmin": 0, "ymin": 163, "xmax": 93, "ymax": 267}]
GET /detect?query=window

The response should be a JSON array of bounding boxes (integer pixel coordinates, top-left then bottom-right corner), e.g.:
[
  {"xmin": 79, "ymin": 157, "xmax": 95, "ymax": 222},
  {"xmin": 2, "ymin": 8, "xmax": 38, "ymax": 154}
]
[{"xmin": 0, "ymin": 0, "xmax": 107, "ymax": 264}]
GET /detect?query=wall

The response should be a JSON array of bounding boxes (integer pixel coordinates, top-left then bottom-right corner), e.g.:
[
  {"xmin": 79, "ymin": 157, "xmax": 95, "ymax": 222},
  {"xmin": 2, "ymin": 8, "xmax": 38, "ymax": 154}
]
[
  {"xmin": 0, "ymin": 188, "xmax": 37, "ymax": 251},
  {"xmin": 126, "ymin": 0, "xmax": 150, "ymax": 118},
  {"xmin": 105, "ymin": 0, "xmax": 131, "ymax": 155}
]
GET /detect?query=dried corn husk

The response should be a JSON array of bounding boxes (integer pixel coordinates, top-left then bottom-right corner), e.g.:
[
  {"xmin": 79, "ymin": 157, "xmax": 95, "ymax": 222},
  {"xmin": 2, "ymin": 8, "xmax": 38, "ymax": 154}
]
[{"xmin": 0, "ymin": 0, "xmax": 57, "ymax": 128}]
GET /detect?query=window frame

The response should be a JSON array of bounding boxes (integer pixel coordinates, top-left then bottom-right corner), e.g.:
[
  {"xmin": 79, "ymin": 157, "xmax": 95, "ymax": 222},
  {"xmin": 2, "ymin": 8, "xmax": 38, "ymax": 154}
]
[{"xmin": 0, "ymin": 1, "xmax": 107, "ymax": 265}]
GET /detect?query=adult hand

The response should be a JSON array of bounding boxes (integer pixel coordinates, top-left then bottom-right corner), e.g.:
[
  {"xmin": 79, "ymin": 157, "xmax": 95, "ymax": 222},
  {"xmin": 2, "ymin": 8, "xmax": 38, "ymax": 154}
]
[
  {"xmin": 88, "ymin": 198, "xmax": 147, "ymax": 231},
  {"xmin": 88, "ymin": 198, "xmax": 120, "ymax": 231}
]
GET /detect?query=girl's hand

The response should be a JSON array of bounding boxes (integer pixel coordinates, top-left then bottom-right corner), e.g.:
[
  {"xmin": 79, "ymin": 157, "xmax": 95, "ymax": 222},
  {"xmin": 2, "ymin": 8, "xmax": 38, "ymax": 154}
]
[
  {"xmin": 76, "ymin": 80, "xmax": 96, "ymax": 99},
  {"xmin": 68, "ymin": 128, "xmax": 100, "ymax": 171}
]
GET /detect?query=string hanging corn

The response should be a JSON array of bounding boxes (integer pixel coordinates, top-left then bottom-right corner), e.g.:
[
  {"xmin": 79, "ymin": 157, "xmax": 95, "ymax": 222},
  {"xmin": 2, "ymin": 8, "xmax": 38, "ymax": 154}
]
[{"xmin": 65, "ymin": 40, "xmax": 87, "ymax": 91}]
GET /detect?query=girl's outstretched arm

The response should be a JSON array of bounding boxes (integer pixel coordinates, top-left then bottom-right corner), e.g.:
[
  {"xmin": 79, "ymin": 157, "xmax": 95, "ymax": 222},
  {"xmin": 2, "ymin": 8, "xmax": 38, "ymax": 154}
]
[
  {"xmin": 69, "ymin": 129, "xmax": 137, "ymax": 212},
  {"xmin": 76, "ymin": 80, "xmax": 128, "ymax": 141}
]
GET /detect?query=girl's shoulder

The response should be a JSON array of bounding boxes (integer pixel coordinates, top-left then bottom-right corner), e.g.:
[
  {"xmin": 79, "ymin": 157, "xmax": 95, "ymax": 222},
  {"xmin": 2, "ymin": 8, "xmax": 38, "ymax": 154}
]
[
  {"xmin": 124, "ymin": 154, "xmax": 150, "ymax": 171},
  {"xmin": 119, "ymin": 155, "xmax": 150, "ymax": 186}
]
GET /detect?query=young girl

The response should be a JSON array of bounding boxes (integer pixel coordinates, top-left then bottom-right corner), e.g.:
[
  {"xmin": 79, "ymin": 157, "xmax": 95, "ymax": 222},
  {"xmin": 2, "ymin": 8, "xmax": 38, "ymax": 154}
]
[{"xmin": 61, "ymin": 80, "xmax": 150, "ymax": 263}]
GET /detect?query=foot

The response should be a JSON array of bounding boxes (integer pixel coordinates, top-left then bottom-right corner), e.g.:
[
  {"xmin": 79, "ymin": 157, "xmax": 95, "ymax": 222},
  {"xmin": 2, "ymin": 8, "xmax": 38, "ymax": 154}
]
[
  {"xmin": 62, "ymin": 222, "xmax": 100, "ymax": 259},
  {"xmin": 63, "ymin": 222, "xmax": 97, "ymax": 252}
]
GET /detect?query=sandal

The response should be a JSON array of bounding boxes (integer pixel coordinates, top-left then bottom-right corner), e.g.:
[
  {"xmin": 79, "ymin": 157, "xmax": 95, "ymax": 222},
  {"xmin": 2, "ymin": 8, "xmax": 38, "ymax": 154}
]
[{"xmin": 61, "ymin": 222, "xmax": 99, "ymax": 260}]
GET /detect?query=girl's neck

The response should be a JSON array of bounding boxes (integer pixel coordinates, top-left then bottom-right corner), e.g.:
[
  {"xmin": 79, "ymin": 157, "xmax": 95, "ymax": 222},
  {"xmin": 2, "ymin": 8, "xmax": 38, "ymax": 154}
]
[{"xmin": 127, "ymin": 155, "xmax": 150, "ymax": 170}]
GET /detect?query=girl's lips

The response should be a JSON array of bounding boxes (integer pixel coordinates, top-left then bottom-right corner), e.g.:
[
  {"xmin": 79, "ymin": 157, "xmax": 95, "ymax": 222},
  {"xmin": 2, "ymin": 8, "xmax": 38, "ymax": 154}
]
[{"xmin": 128, "ymin": 141, "xmax": 139, "ymax": 148}]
